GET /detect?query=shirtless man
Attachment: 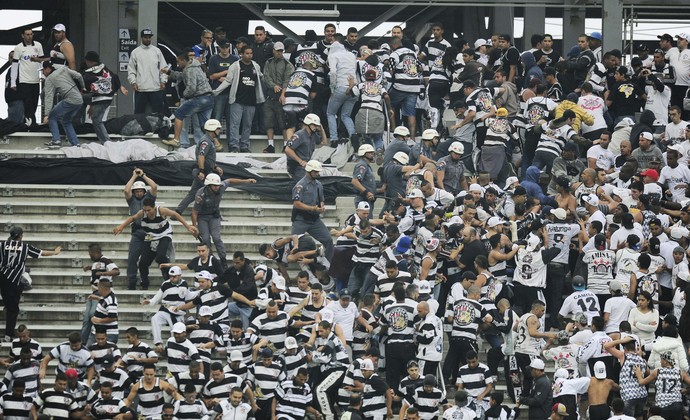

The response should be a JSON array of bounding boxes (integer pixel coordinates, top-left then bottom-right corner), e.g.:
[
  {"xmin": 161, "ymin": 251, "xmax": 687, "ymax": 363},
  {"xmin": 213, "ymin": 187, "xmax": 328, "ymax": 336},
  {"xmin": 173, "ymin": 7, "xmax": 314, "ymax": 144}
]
[{"xmin": 588, "ymin": 361, "xmax": 620, "ymax": 420}]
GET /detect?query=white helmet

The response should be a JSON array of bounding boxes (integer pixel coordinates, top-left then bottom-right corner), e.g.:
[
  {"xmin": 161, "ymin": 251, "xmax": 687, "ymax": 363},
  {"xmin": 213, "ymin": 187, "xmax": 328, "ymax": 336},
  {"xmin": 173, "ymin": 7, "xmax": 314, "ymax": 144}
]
[
  {"xmin": 358, "ymin": 144, "xmax": 376, "ymax": 156},
  {"xmin": 449, "ymin": 142, "xmax": 465, "ymax": 155},
  {"xmin": 304, "ymin": 160, "xmax": 323, "ymax": 172},
  {"xmin": 303, "ymin": 113, "xmax": 321, "ymax": 126},
  {"xmin": 204, "ymin": 173, "xmax": 222, "ymax": 186},
  {"xmin": 421, "ymin": 129, "xmax": 439, "ymax": 141},
  {"xmin": 393, "ymin": 126, "xmax": 410, "ymax": 137},
  {"xmin": 393, "ymin": 151, "xmax": 409, "ymax": 165},
  {"xmin": 132, "ymin": 181, "xmax": 146, "ymax": 190},
  {"xmin": 204, "ymin": 119, "xmax": 222, "ymax": 131}
]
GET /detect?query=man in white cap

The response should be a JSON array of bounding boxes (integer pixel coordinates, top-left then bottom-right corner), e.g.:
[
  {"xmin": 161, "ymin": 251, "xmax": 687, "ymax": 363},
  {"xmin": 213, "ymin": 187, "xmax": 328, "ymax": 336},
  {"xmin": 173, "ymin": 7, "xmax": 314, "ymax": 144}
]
[
  {"xmin": 360, "ymin": 358, "xmax": 393, "ymax": 420},
  {"xmin": 46, "ymin": 24, "xmax": 75, "ymax": 70},
  {"xmin": 352, "ymin": 144, "xmax": 380, "ymax": 214},
  {"xmin": 143, "ymin": 265, "xmax": 190, "ymax": 353},
  {"xmin": 582, "ymin": 194, "xmax": 607, "ymax": 231},
  {"xmin": 262, "ymin": 41, "xmax": 294, "ymax": 153},
  {"xmin": 516, "ymin": 358, "xmax": 552, "ymax": 420},
  {"xmin": 165, "ymin": 322, "xmax": 202, "ymax": 377},
  {"xmin": 631, "ymin": 131, "xmax": 663, "ymax": 170},
  {"xmin": 284, "ymin": 113, "xmax": 328, "ymax": 179},
  {"xmin": 436, "ymin": 142, "xmax": 468, "ymax": 195},
  {"xmin": 291, "ymin": 159, "xmax": 334, "ymax": 261},
  {"xmin": 474, "ymin": 39, "xmax": 491, "ymax": 66},
  {"xmin": 587, "ymin": 361, "xmax": 619, "ymax": 420}
]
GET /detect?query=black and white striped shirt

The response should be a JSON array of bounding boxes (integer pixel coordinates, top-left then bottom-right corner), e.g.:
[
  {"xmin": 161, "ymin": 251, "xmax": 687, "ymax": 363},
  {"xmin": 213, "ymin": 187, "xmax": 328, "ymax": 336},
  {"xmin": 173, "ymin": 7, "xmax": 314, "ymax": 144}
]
[
  {"xmin": 422, "ymin": 38, "xmax": 452, "ymax": 65},
  {"xmin": 275, "ymin": 379, "xmax": 313, "ymax": 420},
  {"xmin": 66, "ymin": 381, "xmax": 97, "ymax": 410},
  {"xmin": 137, "ymin": 378, "xmax": 165, "ymax": 417},
  {"xmin": 141, "ymin": 206, "xmax": 173, "ymax": 240},
  {"xmin": 353, "ymin": 309, "xmax": 379, "ymax": 359},
  {"xmin": 49, "ymin": 342, "xmax": 93, "ymax": 380},
  {"xmin": 222, "ymin": 363, "xmax": 248, "ymax": 381},
  {"xmin": 337, "ymin": 358, "xmax": 365, "ymax": 407},
  {"xmin": 281, "ymin": 348, "xmax": 308, "ymax": 379},
  {"xmin": 121, "ymin": 340, "xmax": 157, "ymax": 379},
  {"xmin": 99, "ymin": 367, "xmax": 132, "ymax": 400},
  {"xmin": 283, "ymin": 68, "xmax": 317, "ymax": 107},
  {"xmin": 312, "ymin": 332, "xmax": 349, "ymax": 373},
  {"xmin": 398, "ymin": 375, "xmax": 424, "ymax": 402},
  {"xmin": 0, "ymin": 393, "xmax": 32, "ymax": 419},
  {"xmin": 202, "ymin": 373, "xmax": 243, "ymax": 401},
  {"xmin": 149, "ymin": 279, "xmax": 189, "ymax": 317},
  {"xmin": 90, "ymin": 397, "xmax": 127, "ymax": 419},
  {"xmin": 168, "ymin": 372, "xmax": 206, "ymax": 395},
  {"xmin": 352, "ymin": 81, "xmax": 388, "ymax": 113},
  {"xmin": 465, "ymin": 87, "xmax": 498, "ymax": 127},
  {"xmin": 535, "ymin": 122, "xmax": 576, "ymax": 158},
  {"xmin": 222, "ymin": 332, "xmax": 258, "ymax": 365},
  {"xmin": 404, "ymin": 386, "xmax": 447, "ymax": 420},
  {"xmin": 89, "ymin": 257, "xmax": 118, "ymax": 290},
  {"xmin": 2, "ymin": 360, "xmax": 39, "ymax": 396},
  {"xmin": 389, "ymin": 48, "xmax": 422, "ymax": 93},
  {"xmin": 33, "ymin": 389, "xmax": 78, "ymax": 419},
  {"xmin": 249, "ymin": 311, "xmax": 292, "ymax": 352},
  {"xmin": 191, "ymin": 283, "xmax": 234, "ymax": 326},
  {"xmin": 9, "ymin": 338, "xmax": 43, "ymax": 364},
  {"xmin": 174, "ymin": 399, "xmax": 209, "ymax": 419},
  {"xmin": 362, "ymin": 374, "xmax": 389, "ymax": 418},
  {"xmin": 369, "ymin": 246, "xmax": 407, "ymax": 278},
  {"xmin": 456, "ymin": 362, "xmax": 493, "ymax": 399},
  {"xmin": 381, "ymin": 299, "xmax": 418, "ymax": 344},
  {"xmin": 352, "ymin": 226, "xmax": 385, "ymax": 265},
  {"xmin": 0, "ymin": 240, "xmax": 41, "ymax": 284},
  {"xmin": 445, "ymin": 297, "xmax": 487, "ymax": 340},
  {"xmin": 88, "ymin": 342, "xmax": 121, "ymax": 373},
  {"xmin": 285, "ymin": 286, "xmax": 310, "ymax": 312},
  {"xmin": 165, "ymin": 338, "xmax": 201, "ymax": 374},
  {"xmin": 188, "ymin": 321, "xmax": 224, "ymax": 364},
  {"xmin": 375, "ymin": 271, "xmax": 413, "ymax": 299},
  {"xmin": 247, "ymin": 360, "xmax": 286, "ymax": 400},
  {"xmin": 93, "ymin": 292, "xmax": 118, "ymax": 337},
  {"xmin": 292, "ymin": 44, "xmax": 326, "ymax": 84}
]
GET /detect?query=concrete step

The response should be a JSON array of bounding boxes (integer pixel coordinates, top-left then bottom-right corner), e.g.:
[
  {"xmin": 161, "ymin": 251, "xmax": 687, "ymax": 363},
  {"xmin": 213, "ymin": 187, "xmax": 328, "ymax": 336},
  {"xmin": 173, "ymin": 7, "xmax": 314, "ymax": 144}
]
[
  {"xmin": 23, "ymin": 288, "xmax": 183, "ymax": 306},
  {"xmin": 1, "ymin": 184, "xmax": 264, "ymax": 200}
]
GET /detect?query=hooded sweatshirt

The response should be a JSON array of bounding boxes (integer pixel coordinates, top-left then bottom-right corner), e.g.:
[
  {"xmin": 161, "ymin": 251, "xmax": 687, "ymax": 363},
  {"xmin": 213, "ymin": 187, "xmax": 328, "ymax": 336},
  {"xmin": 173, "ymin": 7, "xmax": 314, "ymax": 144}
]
[
  {"xmin": 521, "ymin": 51, "xmax": 543, "ymax": 88},
  {"xmin": 629, "ymin": 109, "xmax": 656, "ymax": 150},
  {"xmin": 169, "ymin": 59, "xmax": 212, "ymax": 99},
  {"xmin": 521, "ymin": 166, "xmax": 547, "ymax": 202},
  {"xmin": 648, "ymin": 335, "xmax": 688, "ymax": 371},
  {"xmin": 44, "ymin": 66, "xmax": 85, "ymax": 114},
  {"xmin": 82, "ymin": 63, "xmax": 121, "ymax": 102},
  {"xmin": 610, "ymin": 117, "xmax": 634, "ymax": 155},
  {"xmin": 328, "ymin": 42, "xmax": 357, "ymax": 90}
]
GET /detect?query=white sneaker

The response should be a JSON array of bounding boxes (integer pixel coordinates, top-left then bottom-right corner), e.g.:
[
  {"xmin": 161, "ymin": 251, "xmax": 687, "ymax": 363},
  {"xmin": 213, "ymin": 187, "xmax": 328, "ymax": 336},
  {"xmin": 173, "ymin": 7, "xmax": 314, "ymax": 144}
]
[{"xmin": 162, "ymin": 138, "xmax": 180, "ymax": 147}]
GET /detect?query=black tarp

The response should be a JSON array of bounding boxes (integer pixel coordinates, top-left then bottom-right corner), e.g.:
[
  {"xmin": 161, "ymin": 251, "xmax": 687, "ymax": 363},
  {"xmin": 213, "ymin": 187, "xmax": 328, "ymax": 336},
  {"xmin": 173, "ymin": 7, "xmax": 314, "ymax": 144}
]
[{"xmin": 0, "ymin": 158, "xmax": 358, "ymax": 203}]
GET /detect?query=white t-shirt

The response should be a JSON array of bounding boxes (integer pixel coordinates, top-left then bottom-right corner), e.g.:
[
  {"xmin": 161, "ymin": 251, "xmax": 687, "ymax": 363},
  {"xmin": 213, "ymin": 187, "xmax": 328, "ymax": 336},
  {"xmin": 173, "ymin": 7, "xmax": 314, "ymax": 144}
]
[
  {"xmin": 664, "ymin": 121, "xmax": 689, "ymax": 144},
  {"xmin": 659, "ymin": 164, "xmax": 690, "ymax": 203},
  {"xmin": 588, "ymin": 210, "xmax": 607, "ymax": 232},
  {"xmin": 615, "ymin": 249, "xmax": 641, "ymax": 294},
  {"xmin": 645, "ymin": 84, "xmax": 671, "ymax": 125},
  {"xmin": 559, "ymin": 290, "xmax": 601, "ymax": 322},
  {"xmin": 578, "ymin": 95, "xmax": 607, "ymax": 133},
  {"xmin": 609, "ymin": 226, "xmax": 644, "ymax": 250},
  {"xmin": 609, "ymin": 415, "xmax": 636, "ymax": 420},
  {"xmin": 603, "ymin": 296, "xmax": 636, "ymax": 333},
  {"xmin": 582, "ymin": 249, "xmax": 616, "ymax": 294},
  {"xmin": 322, "ymin": 302, "xmax": 359, "ymax": 341},
  {"xmin": 587, "ymin": 145, "xmax": 616, "ymax": 171},
  {"xmin": 674, "ymin": 48, "xmax": 690, "ymax": 86}
]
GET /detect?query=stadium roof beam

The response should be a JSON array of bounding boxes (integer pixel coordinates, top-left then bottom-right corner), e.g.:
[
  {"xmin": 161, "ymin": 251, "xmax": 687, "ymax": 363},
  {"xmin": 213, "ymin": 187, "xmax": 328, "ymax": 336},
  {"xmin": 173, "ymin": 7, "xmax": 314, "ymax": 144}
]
[
  {"xmin": 239, "ymin": 2, "xmax": 304, "ymax": 43},
  {"xmin": 357, "ymin": 4, "xmax": 410, "ymax": 38}
]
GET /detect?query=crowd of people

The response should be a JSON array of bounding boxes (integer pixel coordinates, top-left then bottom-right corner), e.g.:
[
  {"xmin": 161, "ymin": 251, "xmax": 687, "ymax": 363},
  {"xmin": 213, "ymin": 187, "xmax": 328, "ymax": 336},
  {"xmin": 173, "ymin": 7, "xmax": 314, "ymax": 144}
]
[{"xmin": 6, "ymin": 14, "xmax": 690, "ymax": 420}]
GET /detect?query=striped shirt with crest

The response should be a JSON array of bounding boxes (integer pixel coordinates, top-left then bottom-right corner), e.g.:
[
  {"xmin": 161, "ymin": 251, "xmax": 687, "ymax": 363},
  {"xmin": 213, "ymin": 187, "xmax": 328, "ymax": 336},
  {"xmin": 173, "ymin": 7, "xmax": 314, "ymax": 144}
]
[
  {"xmin": 121, "ymin": 340, "xmax": 157, "ymax": 380},
  {"xmin": 90, "ymin": 397, "xmax": 128, "ymax": 419},
  {"xmin": 140, "ymin": 206, "xmax": 173, "ymax": 240},
  {"xmin": 362, "ymin": 373, "xmax": 390, "ymax": 418},
  {"xmin": 247, "ymin": 359, "xmax": 286, "ymax": 401},
  {"xmin": 187, "ymin": 321, "xmax": 224, "ymax": 364},
  {"xmin": 222, "ymin": 332, "xmax": 258, "ymax": 365},
  {"xmin": 281, "ymin": 348, "xmax": 308, "ymax": 379},
  {"xmin": 352, "ymin": 226, "xmax": 385, "ymax": 265},
  {"xmin": 375, "ymin": 271, "xmax": 413, "ymax": 300},
  {"xmin": 33, "ymin": 389, "xmax": 79, "ymax": 420},
  {"xmin": 149, "ymin": 279, "xmax": 189, "ymax": 317},
  {"xmin": 445, "ymin": 296, "xmax": 488, "ymax": 340},
  {"xmin": 381, "ymin": 298, "xmax": 418, "ymax": 344},
  {"xmin": 202, "ymin": 373, "xmax": 244, "ymax": 401},
  {"xmin": 191, "ymin": 283, "xmax": 234, "ymax": 326},
  {"xmin": 275, "ymin": 379, "xmax": 313, "ymax": 420},
  {"xmin": 165, "ymin": 338, "xmax": 201, "ymax": 375},
  {"xmin": 136, "ymin": 378, "xmax": 166, "ymax": 417},
  {"xmin": 0, "ymin": 393, "xmax": 33, "ymax": 419},
  {"xmin": 9, "ymin": 338, "xmax": 43, "ymax": 363},
  {"xmin": 2, "ymin": 359, "xmax": 40, "ymax": 396},
  {"xmin": 49, "ymin": 342, "xmax": 93, "ymax": 380},
  {"xmin": 456, "ymin": 362, "xmax": 493, "ymax": 399},
  {"xmin": 93, "ymin": 292, "xmax": 118, "ymax": 337},
  {"xmin": 174, "ymin": 399, "xmax": 209, "ymax": 419},
  {"xmin": 404, "ymin": 386, "xmax": 448, "ymax": 420},
  {"xmin": 88, "ymin": 342, "xmax": 121, "ymax": 373},
  {"xmin": 99, "ymin": 367, "xmax": 132, "ymax": 400},
  {"xmin": 249, "ymin": 311, "xmax": 292, "ymax": 353}
]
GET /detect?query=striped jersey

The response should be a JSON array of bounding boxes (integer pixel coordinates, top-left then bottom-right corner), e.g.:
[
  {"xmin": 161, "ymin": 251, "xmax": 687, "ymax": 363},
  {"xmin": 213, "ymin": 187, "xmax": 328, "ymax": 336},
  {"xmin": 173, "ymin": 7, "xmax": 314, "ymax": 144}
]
[
  {"xmin": 168, "ymin": 372, "xmax": 206, "ymax": 395},
  {"xmin": 355, "ymin": 60, "xmax": 386, "ymax": 86},
  {"xmin": 93, "ymin": 292, "xmax": 118, "ymax": 337},
  {"xmin": 149, "ymin": 279, "xmax": 190, "ymax": 317},
  {"xmin": 389, "ymin": 47, "xmax": 422, "ymax": 93},
  {"xmin": 284, "ymin": 68, "xmax": 317, "ymax": 107},
  {"xmin": 282, "ymin": 348, "xmax": 308, "ymax": 379},
  {"xmin": 312, "ymin": 332, "xmax": 349, "ymax": 373},
  {"xmin": 136, "ymin": 378, "xmax": 165, "ymax": 417},
  {"xmin": 353, "ymin": 309, "xmax": 379, "ymax": 359},
  {"xmin": 369, "ymin": 246, "xmax": 407, "ymax": 278},
  {"xmin": 465, "ymin": 87, "xmax": 498, "ymax": 127},
  {"xmin": 121, "ymin": 340, "xmax": 157, "ymax": 379},
  {"xmin": 90, "ymin": 397, "xmax": 127, "ymax": 419},
  {"xmin": 655, "ymin": 367, "xmax": 682, "ymax": 407},
  {"xmin": 222, "ymin": 363, "xmax": 248, "ymax": 381},
  {"xmin": 456, "ymin": 363, "xmax": 493, "ymax": 398},
  {"xmin": 275, "ymin": 379, "xmax": 313, "ymax": 420},
  {"xmin": 33, "ymin": 389, "xmax": 78, "ymax": 419},
  {"xmin": 66, "ymin": 381, "xmax": 97, "ymax": 410},
  {"xmin": 222, "ymin": 332, "xmax": 258, "ymax": 365},
  {"xmin": 285, "ymin": 286, "xmax": 310, "ymax": 312},
  {"xmin": 174, "ymin": 399, "xmax": 209, "ymax": 419},
  {"xmin": 87, "ymin": 342, "xmax": 121, "ymax": 373},
  {"xmin": 49, "ymin": 342, "xmax": 93, "ymax": 380},
  {"xmin": 398, "ymin": 375, "xmax": 424, "ymax": 401},
  {"xmin": 0, "ymin": 240, "xmax": 41, "ymax": 284},
  {"xmin": 483, "ymin": 117, "xmax": 518, "ymax": 148},
  {"xmin": 404, "ymin": 386, "xmax": 447, "ymax": 420},
  {"xmin": 165, "ymin": 338, "xmax": 201, "ymax": 374},
  {"xmin": 422, "ymin": 38, "xmax": 452, "ymax": 65},
  {"xmin": 352, "ymin": 226, "xmax": 384, "ymax": 264},
  {"xmin": 375, "ymin": 271, "xmax": 413, "ymax": 299},
  {"xmin": 352, "ymin": 81, "xmax": 388, "ymax": 113},
  {"xmin": 191, "ymin": 283, "xmax": 234, "ymax": 325},
  {"xmin": 202, "ymin": 373, "xmax": 243, "ymax": 401},
  {"xmin": 416, "ymin": 314, "xmax": 443, "ymax": 362},
  {"xmin": 445, "ymin": 297, "xmax": 488, "ymax": 340},
  {"xmin": 0, "ymin": 393, "xmax": 33, "ymax": 419},
  {"xmin": 8, "ymin": 338, "xmax": 42, "ymax": 363},
  {"xmin": 338, "ymin": 358, "xmax": 366, "ymax": 407},
  {"xmin": 188, "ymin": 321, "xmax": 224, "ymax": 364},
  {"xmin": 98, "ymin": 367, "xmax": 132, "ymax": 400},
  {"xmin": 362, "ymin": 374, "xmax": 390, "ymax": 418},
  {"xmin": 88, "ymin": 256, "xmax": 118, "ymax": 290},
  {"xmin": 141, "ymin": 206, "xmax": 173, "ymax": 241},
  {"xmin": 535, "ymin": 122, "xmax": 576, "ymax": 158},
  {"xmin": 249, "ymin": 311, "xmax": 292, "ymax": 352},
  {"xmin": 2, "ymin": 360, "xmax": 40, "ymax": 396},
  {"xmin": 381, "ymin": 298, "xmax": 418, "ymax": 343},
  {"xmin": 292, "ymin": 43, "xmax": 326, "ymax": 84},
  {"xmin": 522, "ymin": 97, "xmax": 557, "ymax": 128},
  {"xmin": 335, "ymin": 213, "xmax": 362, "ymax": 247},
  {"xmin": 247, "ymin": 359, "xmax": 286, "ymax": 400}
]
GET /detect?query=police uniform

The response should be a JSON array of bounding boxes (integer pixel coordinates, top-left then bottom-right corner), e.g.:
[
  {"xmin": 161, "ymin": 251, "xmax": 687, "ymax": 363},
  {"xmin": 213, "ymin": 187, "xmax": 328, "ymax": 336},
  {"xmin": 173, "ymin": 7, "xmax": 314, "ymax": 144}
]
[
  {"xmin": 291, "ymin": 176, "xmax": 334, "ymax": 260},
  {"xmin": 353, "ymin": 158, "xmax": 377, "ymax": 212},
  {"xmin": 286, "ymin": 129, "xmax": 319, "ymax": 179},
  {"xmin": 177, "ymin": 133, "xmax": 217, "ymax": 214},
  {"xmin": 193, "ymin": 183, "xmax": 228, "ymax": 263}
]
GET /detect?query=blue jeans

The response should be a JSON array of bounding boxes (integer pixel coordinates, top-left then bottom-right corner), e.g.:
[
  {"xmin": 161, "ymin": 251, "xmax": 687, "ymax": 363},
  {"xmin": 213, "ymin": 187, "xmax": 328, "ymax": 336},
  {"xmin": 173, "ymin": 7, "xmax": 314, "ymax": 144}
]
[
  {"xmin": 228, "ymin": 302, "xmax": 253, "ymax": 330},
  {"xmin": 49, "ymin": 101, "xmax": 82, "ymax": 145},
  {"xmin": 213, "ymin": 94, "xmax": 231, "ymax": 144},
  {"xmin": 8, "ymin": 100, "xmax": 24, "ymax": 124},
  {"xmin": 90, "ymin": 100, "xmax": 112, "ymax": 143},
  {"xmin": 81, "ymin": 297, "xmax": 98, "ymax": 344},
  {"xmin": 174, "ymin": 95, "xmax": 213, "ymax": 145},
  {"xmin": 229, "ymin": 103, "xmax": 256, "ymax": 151},
  {"xmin": 180, "ymin": 113, "xmax": 202, "ymax": 147},
  {"xmin": 127, "ymin": 229, "xmax": 147, "ymax": 289},
  {"xmin": 327, "ymin": 87, "xmax": 356, "ymax": 141}
]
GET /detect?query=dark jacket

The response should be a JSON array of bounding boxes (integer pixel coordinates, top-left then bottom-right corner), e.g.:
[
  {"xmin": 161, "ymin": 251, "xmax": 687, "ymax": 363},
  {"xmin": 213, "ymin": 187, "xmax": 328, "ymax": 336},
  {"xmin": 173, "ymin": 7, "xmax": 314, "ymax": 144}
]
[
  {"xmin": 521, "ymin": 374, "xmax": 552, "ymax": 420},
  {"xmin": 629, "ymin": 109, "xmax": 656, "ymax": 150},
  {"xmin": 521, "ymin": 166, "xmax": 547, "ymax": 203},
  {"xmin": 220, "ymin": 260, "xmax": 257, "ymax": 307}
]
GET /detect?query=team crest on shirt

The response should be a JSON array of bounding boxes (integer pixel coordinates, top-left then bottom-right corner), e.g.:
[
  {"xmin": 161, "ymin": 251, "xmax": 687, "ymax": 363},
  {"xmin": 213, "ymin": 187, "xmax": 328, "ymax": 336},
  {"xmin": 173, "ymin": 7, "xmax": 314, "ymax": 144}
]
[
  {"xmin": 453, "ymin": 301, "xmax": 475, "ymax": 326},
  {"xmin": 638, "ymin": 276, "xmax": 656, "ymax": 294},
  {"xmin": 433, "ymin": 54, "xmax": 443, "ymax": 68},
  {"xmin": 477, "ymin": 92, "xmax": 493, "ymax": 112},
  {"xmin": 526, "ymin": 105, "xmax": 546, "ymax": 125},
  {"xmin": 618, "ymin": 84, "xmax": 634, "ymax": 98},
  {"xmin": 295, "ymin": 51, "xmax": 320, "ymax": 68},
  {"xmin": 488, "ymin": 117, "xmax": 510, "ymax": 133},
  {"xmin": 485, "ymin": 281, "xmax": 499, "ymax": 302},
  {"xmin": 288, "ymin": 72, "xmax": 308, "ymax": 88},
  {"xmin": 363, "ymin": 82, "xmax": 382, "ymax": 96},
  {"xmin": 401, "ymin": 55, "xmax": 420, "ymax": 77},
  {"xmin": 388, "ymin": 307, "xmax": 410, "ymax": 332}
]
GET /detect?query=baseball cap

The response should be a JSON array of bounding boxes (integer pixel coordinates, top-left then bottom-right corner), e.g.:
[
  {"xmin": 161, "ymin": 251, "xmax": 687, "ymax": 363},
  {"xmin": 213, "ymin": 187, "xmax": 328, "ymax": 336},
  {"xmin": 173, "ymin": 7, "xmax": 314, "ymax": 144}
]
[
  {"xmin": 273, "ymin": 41, "xmax": 285, "ymax": 51},
  {"xmin": 593, "ymin": 361, "xmax": 607, "ymax": 379},
  {"xmin": 640, "ymin": 131, "xmax": 653, "ymax": 141},
  {"xmin": 53, "ymin": 24, "xmax": 66, "ymax": 32},
  {"xmin": 395, "ymin": 236, "xmax": 412, "ymax": 253},
  {"xmin": 550, "ymin": 208, "xmax": 567, "ymax": 221},
  {"xmin": 217, "ymin": 39, "xmax": 230, "ymax": 47},
  {"xmin": 140, "ymin": 28, "xmax": 154, "ymax": 37},
  {"xmin": 678, "ymin": 33, "xmax": 690, "ymax": 41},
  {"xmin": 563, "ymin": 142, "xmax": 579, "ymax": 153},
  {"xmin": 84, "ymin": 51, "xmax": 100, "ymax": 62},
  {"xmin": 474, "ymin": 38, "xmax": 490, "ymax": 49},
  {"xmin": 668, "ymin": 144, "xmax": 685, "ymax": 157},
  {"xmin": 65, "ymin": 368, "xmax": 79, "ymax": 380},
  {"xmin": 360, "ymin": 359, "xmax": 375, "ymax": 371},
  {"xmin": 588, "ymin": 31, "xmax": 603, "ymax": 41},
  {"xmin": 168, "ymin": 266, "xmax": 182, "ymax": 276},
  {"xmin": 527, "ymin": 234, "xmax": 541, "ymax": 251},
  {"xmin": 272, "ymin": 276, "xmax": 286, "ymax": 290},
  {"xmin": 364, "ymin": 69, "xmax": 377, "ymax": 80},
  {"xmin": 260, "ymin": 348, "xmax": 274, "ymax": 358},
  {"xmin": 172, "ymin": 322, "xmax": 186, "ymax": 334},
  {"xmin": 469, "ymin": 183, "xmax": 483, "ymax": 193},
  {"xmin": 554, "ymin": 368, "xmax": 569, "ymax": 379},
  {"xmin": 423, "ymin": 374, "xmax": 437, "ymax": 386},
  {"xmin": 504, "ymin": 176, "xmax": 519, "ymax": 190},
  {"xmin": 529, "ymin": 359, "xmax": 545, "ymax": 370},
  {"xmin": 101, "ymin": 354, "xmax": 114, "ymax": 367},
  {"xmin": 487, "ymin": 216, "xmax": 507, "ymax": 228},
  {"xmin": 572, "ymin": 275, "xmax": 586, "ymax": 291},
  {"xmin": 230, "ymin": 350, "xmax": 243, "ymax": 362},
  {"xmin": 574, "ymin": 312, "xmax": 588, "ymax": 325},
  {"xmin": 637, "ymin": 43, "xmax": 649, "ymax": 51},
  {"xmin": 194, "ymin": 270, "xmax": 214, "ymax": 280},
  {"xmin": 640, "ymin": 168, "xmax": 659, "ymax": 182},
  {"xmin": 357, "ymin": 202, "xmax": 371, "ymax": 211},
  {"xmin": 285, "ymin": 336, "xmax": 298, "ymax": 350},
  {"xmin": 407, "ymin": 188, "xmax": 424, "ymax": 199},
  {"xmin": 609, "ymin": 280, "xmax": 623, "ymax": 292},
  {"xmin": 8, "ymin": 226, "xmax": 23, "ymax": 239},
  {"xmin": 582, "ymin": 194, "xmax": 599, "ymax": 207},
  {"xmin": 553, "ymin": 403, "xmax": 570, "ymax": 416},
  {"xmin": 198, "ymin": 306, "xmax": 213, "ymax": 317},
  {"xmin": 417, "ymin": 280, "xmax": 432, "ymax": 294},
  {"xmin": 340, "ymin": 289, "xmax": 352, "ymax": 299},
  {"xmin": 658, "ymin": 33, "xmax": 674, "ymax": 41},
  {"xmin": 670, "ymin": 226, "xmax": 690, "ymax": 241},
  {"xmin": 283, "ymin": 38, "xmax": 296, "ymax": 47}
]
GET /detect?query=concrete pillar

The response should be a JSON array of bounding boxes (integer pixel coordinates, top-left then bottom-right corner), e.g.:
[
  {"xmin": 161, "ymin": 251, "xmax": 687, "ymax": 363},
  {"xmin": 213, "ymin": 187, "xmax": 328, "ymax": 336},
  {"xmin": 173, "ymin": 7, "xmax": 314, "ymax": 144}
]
[
  {"xmin": 492, "ymin": 7, "xmax": 514, "ymax": 39},
  {"xmin": 563, "ymin": 2, "xmax": 585, "ymax": 54},
  {"xmin": 460, "ymin": 7, "xmax": 484, "ymax": 44},
  {"xmin": 602, "ymin": 0, "xmax": 623, "ymax": 54},
  {"xmin": 138, "ymin": 0, "xmax": 159, "ymax": 42},
  {"xmin": 523, "ymin": 7, "xmax": 546, "ymax": 51},
  {"xmin": 68, "ymin": 0, "xmax": 85, "ymax": 64}
]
